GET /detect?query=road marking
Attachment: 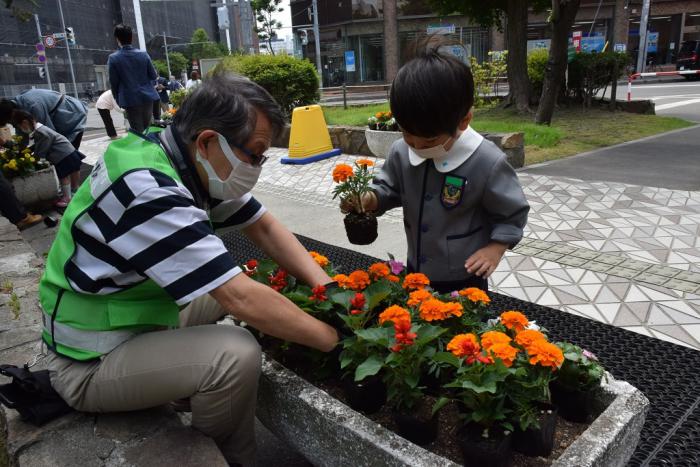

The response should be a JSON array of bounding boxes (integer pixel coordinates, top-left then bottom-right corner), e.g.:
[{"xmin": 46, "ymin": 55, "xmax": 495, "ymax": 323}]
[
  {"xmin": 655, "ymin": 98, "xmax": 700, "ymax": 111},
  {"xmin": 651, "ymin": 94, "xmax": 700, "ymax": 100},
  {"xmin": 632, "ymin": 84, "xmax": 700, "ymax": 89}
]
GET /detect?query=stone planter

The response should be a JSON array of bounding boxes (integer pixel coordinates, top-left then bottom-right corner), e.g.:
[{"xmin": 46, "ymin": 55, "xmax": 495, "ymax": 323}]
[
  {"xmin": 10, "ymin": 167, "xmax": 59, "ymax": 206},
  {"xmin": 364, "ymin": 129, "xmax": 402, "ymax": 159},
  {"xmin": 257, "ymin": 356, "xmax": 649, "ymax": 467}
]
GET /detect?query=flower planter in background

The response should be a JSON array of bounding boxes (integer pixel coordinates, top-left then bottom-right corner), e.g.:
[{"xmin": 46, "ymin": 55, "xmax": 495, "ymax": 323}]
[
  {"xmin": 10, "ymin": 167, "xmax": 59, "ymax": 206},
  {"xmin": 364, "ymin": 129, "xmax": 402, "ymax": 159}
]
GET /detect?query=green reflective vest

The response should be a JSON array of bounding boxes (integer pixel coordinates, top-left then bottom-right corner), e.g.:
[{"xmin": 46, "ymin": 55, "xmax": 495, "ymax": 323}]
[{"xmin": 40, "ymin": 131, "xmax": 182, "ymax": 361}]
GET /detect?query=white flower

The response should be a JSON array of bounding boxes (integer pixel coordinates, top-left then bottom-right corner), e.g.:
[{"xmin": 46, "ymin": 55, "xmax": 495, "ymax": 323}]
[{"xmin": 525, "ymin": 321, "xmax": 540, "ymax": 331}]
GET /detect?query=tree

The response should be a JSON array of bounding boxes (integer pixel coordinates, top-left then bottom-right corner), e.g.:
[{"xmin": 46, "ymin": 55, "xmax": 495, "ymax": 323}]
[
  {"xmin": 4, "ymin": 0, "xmax": 36, "ymax": 21},
  {"xmin": 251, "ymin": 0, "xmax": 283, "ymax": 56},
  {"xmin": 430, "ymin": 0, "xmax": 549, "ymax": 114},
  {"xmin": 186, "ymin": 28, "xmax": 225, "ymax": 61},
  {"xmin": 535, "ymin": 0, "xmax": 581, "ymax": 124},
  {"xmin": 153, "ymin": 51, "xmax": 189, "ymax": 77}
]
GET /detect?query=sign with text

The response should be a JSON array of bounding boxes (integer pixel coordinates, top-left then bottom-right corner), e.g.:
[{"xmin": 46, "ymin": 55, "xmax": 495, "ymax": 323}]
[
  {"xmin": 344, "ymin": 50, "xmax": 356, "ymax": 72},
  {"xmin": 572, "ymin": 30, "xmax": 582, "ymax": 52},
  {"xmin": 614, "ymin": 43, "xmax": 626, "ymax": 53},
  {"xmin": 647, "ymin": 32, "xmax": 659, "ymax": 53},
  {"xmin": 427, "ymin": 24, "xmax": 455, "ymax": 35}
]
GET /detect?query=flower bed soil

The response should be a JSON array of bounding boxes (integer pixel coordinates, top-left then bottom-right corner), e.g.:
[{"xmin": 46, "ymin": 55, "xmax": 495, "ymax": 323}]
[{"xmin": 263, "ymin": 343, "xmax": 589, "ymax": 466}]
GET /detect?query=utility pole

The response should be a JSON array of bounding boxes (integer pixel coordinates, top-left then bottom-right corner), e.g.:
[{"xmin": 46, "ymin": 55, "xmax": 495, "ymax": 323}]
[
  {"xmin": 163, "ymin": 32, "xmax": 172, "ymax": 76},
  {"xmin": 132, "ymin": 0, "xmax": 147, "ymax": 50},
  {"xmin": 34, "ymin": 14, "xmax": 52, "ymax": 89},
  {"xmin": 311, "ymin": 0, "xmax": 322, "ymax": 87},
  {"xmin": 56, "ymin": 0, "xmax": 78, "ymax": 99},
  {"xmin": 636, "ymin": 0, "xmax": 651, "ymax": 73}
]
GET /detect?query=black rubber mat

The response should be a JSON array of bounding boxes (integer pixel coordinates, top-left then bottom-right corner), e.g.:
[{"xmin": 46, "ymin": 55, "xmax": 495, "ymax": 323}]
[{"xmin": 220, "ymin": 230, "xmax": 700, "ymax": 466}]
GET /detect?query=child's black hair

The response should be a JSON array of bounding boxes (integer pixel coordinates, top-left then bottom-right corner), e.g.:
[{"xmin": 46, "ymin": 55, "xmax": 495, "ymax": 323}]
[
  {"xmin": 390, "ymin": 38, "xmax": 474, "ymax": 138},
  {"xmin": 10, "ymin": 109, "xmax": 34, "ymax": 128}
]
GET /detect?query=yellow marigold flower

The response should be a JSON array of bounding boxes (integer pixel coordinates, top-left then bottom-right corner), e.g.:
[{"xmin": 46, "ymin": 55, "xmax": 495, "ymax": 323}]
[
  {"xmin": 368, "ymin": 262, "xmax": 390, "ymax": 280},
  {"xmin": 487, "ymin": 343, "xmax": 519, "ymax": 367},
  {"xmin": 419, "ymin": 298, "xmax": 450, "ymax": 322},
  {"xmin": 348, "ymin": 270, "xmax": 371, "ymax": 291},
  {"xmin": 356, "ymin": 158, "xmax": 374, "ymax": 167},
  {"xmin": 407, "ymin": 289, "xmax": 432, "ymax": 307},
  {"xmin": 527, "ymin": 340, "xmax": 564, "ymax": 370},
  {"xmin": 379, "ymin": 305, "xmax": 410, "ymax": 326},
  {"xmin": 30, "ymin": 157, "xmax": 35, "ymax": 162},
  {"xmin": 442, "ymin": 301, "xmax": 463, "ymax": 318},
  {"xmin": 480, "ymin": 330, "xmax": 512, "ymax": 350},
  {"xmin": 515, "ymin": 329, "xmax": 547, "ymax": 350},
  {"xmin": 402, "ymin": 273, "xmax": 430, "ymax": 290},
  {"xmin": 333, "ymin": 274, "xmax": 351, "ymax": 289},
  {"xmin": 447, "ymin": 333, "xmax": 480, "ymax": 358},
  {"xmin": 500, "ymin": 310, "xmax": 529, "ymax": 332},
  {"xmin": 332, "ymin": 164, "xmax": 353, "ymax": 183},
  {"xmin": 309, "ymin": 251, "xmax": 329, "ymax": 268}
]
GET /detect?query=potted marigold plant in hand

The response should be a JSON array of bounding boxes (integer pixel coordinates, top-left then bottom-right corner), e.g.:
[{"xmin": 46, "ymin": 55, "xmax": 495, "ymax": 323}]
[
  {"xmin": 365, "ymin": 110, "xmax": 402, "ymax": 159},
  {"xmin": 333, "ymin": 159, "xmax": 378, "ymax": 245}
]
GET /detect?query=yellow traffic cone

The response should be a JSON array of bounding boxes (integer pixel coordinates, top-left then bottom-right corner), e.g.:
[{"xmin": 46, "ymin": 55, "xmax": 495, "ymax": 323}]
[{"xmin": 282, "ymin": 105, "xmax": 341, "ymax": 164}]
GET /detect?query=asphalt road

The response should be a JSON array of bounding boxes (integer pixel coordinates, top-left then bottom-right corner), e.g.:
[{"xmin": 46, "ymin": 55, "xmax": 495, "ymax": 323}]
[{"xmin": 604, "ymin": 78, "xmax": 700, "ymax": 122}]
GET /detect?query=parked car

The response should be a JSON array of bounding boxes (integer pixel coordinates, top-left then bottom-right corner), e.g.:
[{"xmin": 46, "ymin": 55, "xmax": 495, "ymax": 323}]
[{"xmin": 676, "ymin": 40, "xmax": 700, "ymax": 78}]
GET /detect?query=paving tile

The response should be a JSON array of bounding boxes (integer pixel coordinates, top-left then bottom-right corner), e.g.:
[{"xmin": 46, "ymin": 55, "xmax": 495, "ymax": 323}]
[
  {"xmin": 595, "ymin": 253, "xmax": 627, "ymax": 266},
  {"xmin": 527, "ymin": 239, "xmax": 552, "ymax": 250},
  {"xmin": 674, "ymin": 270, "xmax": 700, "ymax": 284},
  {"xmin": 533, "ymin": 250, "xmax": 564, "ymax": 262},
  {"xmin": 555, "ymin": 255, "xmax": 589, "ymax": 267},
  {"xmin": 635, "ymin": 273, "xmax": 673, "ymax": 287},
  {"xmin": 581, "ymin": 261, "xmax": 613, "ymax": 273},
  {"xmin": 620, "ymin": 259, "xmax": 652, "ymax": 272},
  {"xmin": 645, "ymin": 264, "xmax": 682, "ymax": 278},
  {"xmin": 512, "ymin": 246, "xmax": 540, "ymax": 256},
  {"xmin": 663, "ymin": 279, "xmax": 700, "ymax": 294},
  {"xmin": 568, "ymin": 248, "xmax": 600, "ymax": 260},
  {"xmin": 548, "ymin": 243, "xmax": 578, "ymax": 255}
]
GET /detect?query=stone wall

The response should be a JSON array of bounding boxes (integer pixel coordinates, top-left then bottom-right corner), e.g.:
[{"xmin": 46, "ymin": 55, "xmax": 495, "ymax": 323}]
[
  {"xmin": 273, "ymin": 125, "xmax": 526, "ymax": 169},
  {"xmin": 0, "ymin": 217, "xmax": 227, "ymax": 466}
]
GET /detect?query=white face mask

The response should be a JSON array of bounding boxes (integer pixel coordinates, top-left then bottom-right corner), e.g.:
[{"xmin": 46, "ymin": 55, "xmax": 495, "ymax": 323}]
[
  {"xmin": 408, "ymin": 136, "xmax": 454, "ymax": 160},
  {"xmin": 196, "ymin": 133, "xmax": 262, "ymax": 200}
]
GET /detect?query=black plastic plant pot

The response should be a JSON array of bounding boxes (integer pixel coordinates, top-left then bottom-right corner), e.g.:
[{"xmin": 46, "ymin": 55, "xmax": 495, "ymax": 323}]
[
  {"xmin": 342, "ymin": 376, "xmax": 386, "ymax": 415},
  {"xmin": 457, "ymin": 423, "xmax": 513, "ymax": 467},
  {"xmin": 392, "ymin": 410, "xmax": 439, "ymax": 446},
  {"xmin": 550, "ymin": 381, "xmax": 594, "ymax": 423},
  {"xmin": 343, "ymin": 212, "xmax": 378, "ymax": 245},
  {"xmin": 513, "ymin": 402, "xmax": 558, "ymax": 457}
]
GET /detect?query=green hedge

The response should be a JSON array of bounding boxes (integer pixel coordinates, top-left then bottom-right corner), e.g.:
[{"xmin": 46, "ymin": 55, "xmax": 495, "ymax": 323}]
[
  {"xmin": 214, "ymin": 54, "xmax": 320, "ymax": 116},
  {"xmin": 527, "ymin": 48, "xmax": 549, "ymax": 98},
  {"xmin": 567, "ymin": 52, "xmax": 629, "ymax": 106}
]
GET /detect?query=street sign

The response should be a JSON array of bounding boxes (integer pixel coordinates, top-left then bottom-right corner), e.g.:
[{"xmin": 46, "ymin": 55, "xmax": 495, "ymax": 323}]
[
  {"xmin": 344, "ymin": 50, "xmax": 355, "ymax": 72},
  {"xmin": 43, "ymin": 35, "xmax": 56, "ymax": 48},
  {"xmin": 427, "ymin": 24, "xmax": 455, "ymax": 35},
  {"xmin": 52, "ymin": 32, "xmax": 65, "ymax": 39},
  {"xmin": 35, "ymin": 43, "xmax": 46, "ymax": 63},
  {"xmin": 572, "ymin": 31, "xmax": 582, "ymax": 53},
  {"xmin": 614, "ymin": 43, "xmax": 626, "ymax": 53}
]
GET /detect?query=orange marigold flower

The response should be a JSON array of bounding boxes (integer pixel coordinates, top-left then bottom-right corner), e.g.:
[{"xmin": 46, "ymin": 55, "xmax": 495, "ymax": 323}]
[
  {"xmin": 348, "ymin": 270, "xmax": 371, "ymax": 291},
  {"xmin": 386, "ymin": 111, "xmax": 392, "ymax": 118},
  {"xmin": 459, "ymin": 287, "xmax": 491, "ymax": 304},
  {"xmin": 356, "ymin": 158, "xmax": 375, "ymax": 167},
  {"xmin": 368, "ymin": 262, "xmax": 390, "ymax": 279},
  {"xmin": 333, "ymin": 274, "xmax": 351, "ymax": 289},
  {"xmin": 375, "ymin": 112, "xmax": 383, "ymax": 119},
  {"xmin": 407, "ymin": 289, "xmax": 433, "ymax": 307},
  {"xmin": 515, "ymin": 329, "xmax": 547, "ymax": 350},
  {"xmin": 447, "ymin": 334, "xmax": 491, "ymax": 364},
  {"xmin": 332, "ymin": 164, "xmax": 354, "ymax": 183},
  {"xmin": 379, "ymin": 305, "xmax": 411, "ymax": 326},
  {"xmin": 309, "ymin": 251, "xmax": 329, "ymax": 268},
  {"xmin": 487, "ymin": 343, "xmax": 519, "ymax": 367},
  {"xmin": 480, "ymin": 330, "xmax": 512, "ymax": 350},
  {"xmin": 528, "ymin": 340, "xmax": 564, "ymax": 370},
  {"xmin": 442, "ymin": 301, "xmax": 464, "ymax": 318},
  {"xmin": 402, "ymin": 273, "xmax": 430, "ymax": 290},
  {"xmin": 386, "ymin": 274, "xmax": 400, "ymax": 283},
  {"xmin": 501, "ymin": 311, "xmax": 529, "ymax": 332},
  {"xmin": 419, "ymin": 298, "xmax": 450, "ymax": 322}
]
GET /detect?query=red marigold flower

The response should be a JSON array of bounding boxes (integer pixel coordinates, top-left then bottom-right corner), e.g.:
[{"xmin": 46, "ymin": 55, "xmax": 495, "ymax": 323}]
[
  {"xmin": 310, "ymin": 284, "xmax": 327, "ymax": 302},
  {"xmin": 245, "ymin": 259, "xmax": 258, "ymax": 270},
  {"xmin": 269, "ymin": 269, "xmax": 288, "ymax": 292},
  {"xmin": 350, "ymin": 309, "xmax": 364, "ymax": 315},
  {"xmin": 350, "ymin": 292, "xmax": 366, "ymax": 310}
]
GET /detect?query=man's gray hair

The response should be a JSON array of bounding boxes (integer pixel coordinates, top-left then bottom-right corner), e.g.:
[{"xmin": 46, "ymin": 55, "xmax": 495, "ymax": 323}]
[{"xmin": 174, "ymin": 73, "xmax": 285, "ymax": 146}]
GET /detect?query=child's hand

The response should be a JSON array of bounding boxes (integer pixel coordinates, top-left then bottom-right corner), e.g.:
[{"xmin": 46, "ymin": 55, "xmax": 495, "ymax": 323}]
[
  {"xmin": 339, "ymin": 191, "xmax": 378, "ymax": 214},
  {"xmin": 465, "ymin": 242, "xmax": 508, "ymax": 278}
]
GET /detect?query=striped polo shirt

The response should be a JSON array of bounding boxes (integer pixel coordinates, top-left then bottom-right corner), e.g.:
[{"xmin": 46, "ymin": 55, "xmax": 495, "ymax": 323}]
[{"xmin": 67, "ymin": 167, "xmax": 264, "ymax": 306}]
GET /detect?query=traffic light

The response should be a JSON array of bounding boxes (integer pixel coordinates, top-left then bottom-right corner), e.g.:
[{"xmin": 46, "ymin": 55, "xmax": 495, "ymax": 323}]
[
  {"xmin": 217, "ymin": 6, "xmax": 230, "ymax": 30},
  {"xmin": 299, "ymin": 29, "xmax": 308, "ymax": 46},
  {"xmin": 65, "ymin": 27, "xmax": 75, "ymax": 46},
  {"xmin": 35, "ymin": 43, "xmax": 46, "ymax": 63},
  {"xmin": 38, "ymin": 67, "xmax": 46, "ymax": 79}
]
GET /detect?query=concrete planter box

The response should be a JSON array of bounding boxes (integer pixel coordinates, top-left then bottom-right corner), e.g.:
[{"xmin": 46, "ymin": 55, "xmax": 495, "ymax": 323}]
[
  {"xmin": 10, "ymin": 167, "xmax": 59, "ymax": 206},
  {"xmin": 257, "ymin": 356, "xmax": 649, "ymax": 467},
  {"xmin": 365, "ymin": 129, "xmax": 403, "ymax": 159}
]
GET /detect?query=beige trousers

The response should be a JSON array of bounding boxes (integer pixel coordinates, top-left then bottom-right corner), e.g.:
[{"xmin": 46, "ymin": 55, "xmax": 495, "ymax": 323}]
[{"xmin": 47, "ymin": 294, "xmax": 261, "ymax": 466}]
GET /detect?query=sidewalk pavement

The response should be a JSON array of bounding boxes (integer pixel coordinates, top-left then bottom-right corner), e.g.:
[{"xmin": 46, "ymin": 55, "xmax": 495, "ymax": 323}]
[{"xmin": 73, "ymin": 134, "xmax": 700, "ymax": 351}]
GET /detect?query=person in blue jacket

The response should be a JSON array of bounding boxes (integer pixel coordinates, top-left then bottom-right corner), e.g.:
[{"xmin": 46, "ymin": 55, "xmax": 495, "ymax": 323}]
[{"xmin": 108, "ymin": 23, "xmax": 160, "ymax": 134}]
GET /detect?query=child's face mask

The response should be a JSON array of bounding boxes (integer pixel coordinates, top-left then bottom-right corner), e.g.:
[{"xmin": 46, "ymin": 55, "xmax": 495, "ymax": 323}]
[{"xmin": 405, "ymin": 134, "xmax": 455, "ymax": 160}]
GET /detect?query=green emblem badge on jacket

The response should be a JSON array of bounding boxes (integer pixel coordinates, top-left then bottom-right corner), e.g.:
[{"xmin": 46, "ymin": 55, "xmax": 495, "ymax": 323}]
[{"xmin": 441, "ymin": 175, "xmax": 466, "ymax": 209}]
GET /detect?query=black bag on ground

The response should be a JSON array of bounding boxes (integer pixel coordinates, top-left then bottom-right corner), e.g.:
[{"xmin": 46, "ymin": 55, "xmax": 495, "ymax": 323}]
[{"xmin": 0, "ymin": 364, "xmax": 73, "ymax": 426}]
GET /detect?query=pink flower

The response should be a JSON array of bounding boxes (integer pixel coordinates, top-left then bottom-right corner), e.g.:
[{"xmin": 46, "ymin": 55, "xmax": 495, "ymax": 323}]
[
  {"xmin": 389, "ymin": 259, "xmax": 404, "ymax": 275},
  {"xmin": 583, "ymin": 349, "xmax": 598, "ymax": 361},
  {"xmin": 450, "ymin": 291, "xmax": 460, "ymax": 298}
]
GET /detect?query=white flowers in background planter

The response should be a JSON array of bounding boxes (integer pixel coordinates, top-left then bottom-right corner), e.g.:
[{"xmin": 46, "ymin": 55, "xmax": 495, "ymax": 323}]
[{"xmin": 366, "ymin": 111, "xmax": 402, "ymax": 159}]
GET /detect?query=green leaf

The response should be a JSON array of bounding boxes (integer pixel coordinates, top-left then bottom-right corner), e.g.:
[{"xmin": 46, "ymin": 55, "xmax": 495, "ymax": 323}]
[
  {"xmin": 405, "ymin": 373, "xmax": 419, "ymax": 389},
  {"xmin": 364, "ymin": 280, "xmax": 392, "ymax": 311},
  {"xmin": 433, "ymin": 351, "xmax": 461, "ymax": 368},
  {"xmin": 328, "ymin": 289, "xmax": 355, "ymax": 308},
  {"xmin": 432, "ymin": 396, "xmax": 451, "ymax": 416},
  {"xmin": 355, "ymin": 327, "xmax": 391, "ymax": 345},
  {"xmin": 460, "ymin": 380, "xmax": 499, "ymax": 394},
  {"xmin": 355, "ymin": 355, "xmax": 384, "ymax": 381},
  {"xmin": 415, "ymin": 324, "xmax": 447, "ymax": 346},
  {"xmin": 340, "ymin": 354, "xmax": 353, "ymax": 369}
]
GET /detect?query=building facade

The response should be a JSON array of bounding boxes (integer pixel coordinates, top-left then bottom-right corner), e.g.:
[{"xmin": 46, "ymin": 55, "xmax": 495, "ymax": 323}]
[{"xmin": 0, "ymin": 0, "xmax": 257, "ymax": 97}]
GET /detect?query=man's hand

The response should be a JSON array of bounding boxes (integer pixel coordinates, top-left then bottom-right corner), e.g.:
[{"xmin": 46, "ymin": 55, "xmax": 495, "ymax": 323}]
[{"xmin": 465, "ymin": 242, "xmax": 508, "ymax": 278}]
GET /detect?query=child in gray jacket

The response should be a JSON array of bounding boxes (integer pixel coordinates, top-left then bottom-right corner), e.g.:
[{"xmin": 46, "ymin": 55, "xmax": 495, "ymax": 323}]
[
  {"xmin": 11, "ymin": 110, "xmax": 84, "ymax": 208},
  {"xmin": 346, "ymin": 45, "xmax": 529, "ymax": 294}
]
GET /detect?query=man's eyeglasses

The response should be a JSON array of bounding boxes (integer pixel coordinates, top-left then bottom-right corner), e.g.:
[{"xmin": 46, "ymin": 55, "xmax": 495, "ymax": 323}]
[{"xmin": 232, "ymin": 144, "xmax": 268, "ymax": 167}]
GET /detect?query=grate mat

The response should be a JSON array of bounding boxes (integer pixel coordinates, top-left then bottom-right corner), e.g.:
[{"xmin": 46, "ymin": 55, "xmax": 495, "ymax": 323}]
[{"xmin": 220, "ymin": 230, "xmax": 700, "ymax": 466}]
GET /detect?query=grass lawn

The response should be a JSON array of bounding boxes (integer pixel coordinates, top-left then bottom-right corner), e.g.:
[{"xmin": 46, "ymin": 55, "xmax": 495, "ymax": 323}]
[{"xmin": 322, "ymin": 104, "xmax": 695, "ymax": 166}]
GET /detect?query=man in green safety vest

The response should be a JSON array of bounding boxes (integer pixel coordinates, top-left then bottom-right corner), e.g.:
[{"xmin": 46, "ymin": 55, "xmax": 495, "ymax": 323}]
[{"xmin": 41, "ymin": 73, "xmax": 338, "ymax": 466}]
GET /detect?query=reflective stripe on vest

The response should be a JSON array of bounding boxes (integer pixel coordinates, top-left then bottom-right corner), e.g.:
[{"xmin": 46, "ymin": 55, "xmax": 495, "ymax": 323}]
[{"xmin": 42, "ymin": 311, "xmax": 136, "ymax": 355}]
